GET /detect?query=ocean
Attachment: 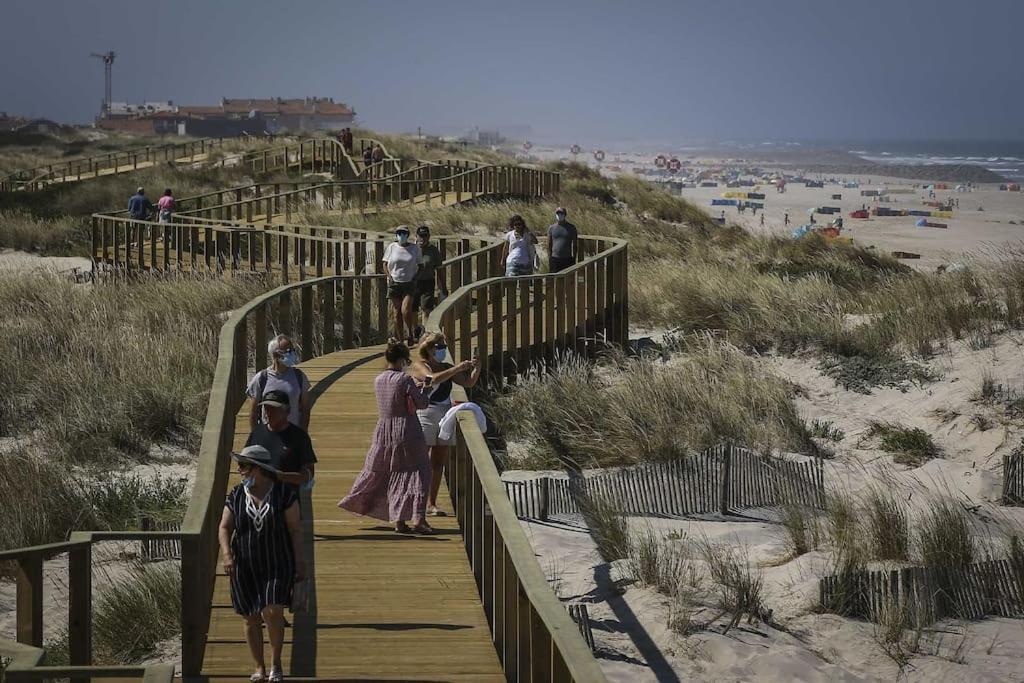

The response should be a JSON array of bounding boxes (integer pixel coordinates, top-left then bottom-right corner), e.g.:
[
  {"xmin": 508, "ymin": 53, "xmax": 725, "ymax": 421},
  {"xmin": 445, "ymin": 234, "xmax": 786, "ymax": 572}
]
[{"xmin": 845, "ymin": 140, "xmax": 1024, "ymax": 182}]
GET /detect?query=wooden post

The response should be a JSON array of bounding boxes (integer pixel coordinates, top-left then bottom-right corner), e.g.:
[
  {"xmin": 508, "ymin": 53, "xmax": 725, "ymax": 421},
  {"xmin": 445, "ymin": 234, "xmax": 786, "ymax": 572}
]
[
  {"xmin": 301, "ymin": 286, "xmax": 314, "ymax": 360},
  {"xmin": 720, "ymin": 444, "xmax": 732, "ymax": 516},
  {"xmin": 16, "ymin": 555, "xmax": 43, "ymax": 646},
  {"xmin": 322, "ymin": 280, "xmax": 336, "ymax": 354},
  {"xmin": 68, "ymin": 543, "xmax": 92, "ymax": 668}
]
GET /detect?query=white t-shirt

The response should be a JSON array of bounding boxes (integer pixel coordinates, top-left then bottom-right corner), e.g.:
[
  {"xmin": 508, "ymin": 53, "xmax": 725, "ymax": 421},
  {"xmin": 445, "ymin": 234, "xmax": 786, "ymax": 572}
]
[
  {"xmin": 505, "ymin": 230, "xmax": 534, "ymax": 266},
  {"xmin": 382, "ymin": 242, "xmax": 422, "ymax": 283}
]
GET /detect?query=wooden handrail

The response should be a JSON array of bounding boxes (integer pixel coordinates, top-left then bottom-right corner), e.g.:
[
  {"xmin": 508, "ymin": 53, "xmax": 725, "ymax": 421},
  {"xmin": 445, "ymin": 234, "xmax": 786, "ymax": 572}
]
[
  {"xmin": 421, "ymin": 235, "xmax": 626, "ymax": 682},
  {"xmin": 3, "ymin": 155, "xmax": 606, "ymax": 681}
]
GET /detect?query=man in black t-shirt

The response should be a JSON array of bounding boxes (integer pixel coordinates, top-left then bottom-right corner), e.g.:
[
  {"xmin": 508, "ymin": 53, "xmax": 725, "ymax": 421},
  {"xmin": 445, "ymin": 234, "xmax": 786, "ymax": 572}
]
[{"xmin": 245, "ymin": 389, "xmax": 317, "ymax": 490}]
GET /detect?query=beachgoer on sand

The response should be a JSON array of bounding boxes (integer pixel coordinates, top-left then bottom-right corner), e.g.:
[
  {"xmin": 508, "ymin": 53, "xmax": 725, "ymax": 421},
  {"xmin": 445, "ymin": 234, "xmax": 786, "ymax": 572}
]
[
  {"xmin": 547, "ymin": 207, "xmax": 578, "ymax": 273},
  {"xmin": 409, "ymin": 333, "xmax": 480, "ymax": 516},
  {"xmin": 247, "ymin": 334, "xmax": 311, "ymax": 431},
  {"xmin": 338, "ymin": 339, "xmax": 435, "ymax": 534},
  {"xmin": 501, "ymin": 214, "xmax": 538, "ymax": 276},
  {"xmin": 219, "ymin": 444, "xmax": 304, "ymax": 683},
  {"xmin": 383, "ymin": 226, "xmax": 423, "ymax": 345}
]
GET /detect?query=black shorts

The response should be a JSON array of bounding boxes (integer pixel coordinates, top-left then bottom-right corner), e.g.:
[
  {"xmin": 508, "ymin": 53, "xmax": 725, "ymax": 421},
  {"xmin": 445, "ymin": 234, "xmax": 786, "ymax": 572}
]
[
  {"xmin": 549, "ymin": 256, "xmax": 575, "ymax": 273},
  {"xmin": 412, "ymin": 280, "xmax": 437, "ymax": 312},
  {"xmin": 387, "ymin": 280, "xmax": 416, "ymax": 300}
]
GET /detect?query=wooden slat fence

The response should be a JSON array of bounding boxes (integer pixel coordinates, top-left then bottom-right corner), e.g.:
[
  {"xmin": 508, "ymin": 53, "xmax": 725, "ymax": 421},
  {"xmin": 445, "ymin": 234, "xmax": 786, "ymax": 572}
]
[
  {"xmin": 1002, "ymin": 453, "xmax": 1024, "ymax": 505},
  {"xmin": 820, "ymin": 557, "xmax": 1024, "ymax": 627},
  {"xmin": 566, "ymin": 604, "xmax": 596, "ymax": 652},
  {"xmin": 504, "ymin": 444, "xmax": 824, "ymax": 520},
  {"xmin": 139, "ymin": 518, "xmax": 182, "ymax": 561}
]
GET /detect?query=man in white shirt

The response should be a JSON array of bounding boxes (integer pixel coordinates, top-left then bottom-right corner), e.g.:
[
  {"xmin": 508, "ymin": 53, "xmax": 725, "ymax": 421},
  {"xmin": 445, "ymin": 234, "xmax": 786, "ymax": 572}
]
[{"xmin": 382, "ymin": 225, "xmax": 423, "ymax": 344}]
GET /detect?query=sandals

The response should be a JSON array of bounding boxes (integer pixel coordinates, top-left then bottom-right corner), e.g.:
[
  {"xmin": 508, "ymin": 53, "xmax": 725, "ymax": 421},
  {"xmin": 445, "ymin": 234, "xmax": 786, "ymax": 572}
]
[
  {"xmin": 395, "ymin": 522, "xmax": 414, "ymax": 534},
  {"xmin": 269, "ymin": 668, "xmax": 284, "ymax": 682},
  {"xmin": 413, "ymin": 522, "xmax": 437, "ymax": 535},
  {"xmin": 427, "ymin": 506, "xmax": 447, "ymax": 517},
  {"xmin": 250, "ymin": 672, "xmax": 266, "ymax": 682}
]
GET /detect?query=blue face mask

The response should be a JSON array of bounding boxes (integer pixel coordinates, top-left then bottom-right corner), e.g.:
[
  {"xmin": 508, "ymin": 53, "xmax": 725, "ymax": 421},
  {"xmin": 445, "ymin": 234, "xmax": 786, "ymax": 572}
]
[
  {"xmin": 281, "ymin": 349, "xmax": 299, "ymax": 367},
  {"xmin": 242, "ymin": 475, "xmax": 256, "ymax": 489},
  {"xmin": 396, "ymin": 233, "xmax": 409, "ymax": 244},
  {"xmin": 434, "ymin": 348, "xmax": 447, "ymax": 363}
]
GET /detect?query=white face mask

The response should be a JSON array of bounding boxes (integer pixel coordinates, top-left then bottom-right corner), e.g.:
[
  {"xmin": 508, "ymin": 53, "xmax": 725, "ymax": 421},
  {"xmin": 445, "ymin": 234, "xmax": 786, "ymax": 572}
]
[{"xmin": 556, "ymin": 213, "xmax": 566, "ymax": 222}]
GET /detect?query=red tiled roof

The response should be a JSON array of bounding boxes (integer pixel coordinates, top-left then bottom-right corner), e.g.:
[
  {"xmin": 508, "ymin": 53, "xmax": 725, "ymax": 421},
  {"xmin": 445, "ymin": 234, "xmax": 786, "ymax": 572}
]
[{"xmin": 183, "ymin": 98, "xmax": 355, "ymax": 117}]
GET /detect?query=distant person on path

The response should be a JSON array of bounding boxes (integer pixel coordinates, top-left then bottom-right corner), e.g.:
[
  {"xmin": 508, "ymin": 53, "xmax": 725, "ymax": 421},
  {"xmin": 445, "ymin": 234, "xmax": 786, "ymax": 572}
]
[
  {"xmin": 371, "ymin": 143, "xmax": 385, "ymax": 164},
  {"xmin": 247, "ymin": 334, "xmax": 311, "ymax": 431},
  {"xmin": 157, "ymin": 188, "xmax": 175, "ymax": 224},
  {"xmin": 362, "ymin": 146, "xmax": 373, "ymax": 167},
  {"xmin": 720, "ymin": 210, "xmax": 726, "ymax": 222},
  {"xmin": 218, "ymin": 445, "xmax": 304, "ymax": 683},
  {"xmin": 383, "ymin": 225, "xmax": 422, "ymax": 345},
  {"xmin": 784, "ymin": 212, "xmax": 790, "ymax": 226},
  {"xmin": 338, "ymin": 340, "xmax": 435, "ymax": 534},
  {"xmin": 501, "ymin": 214, "xmax": 538, "ymax": 276},
  {"xmin": 340, "ymin": 128, "xmax": 353, "ymax": 154},
  {"xmin": 547, "ymin": 207, "xmax": 578, "ymax": 273},
  {"xmin": 760, "ymin": 213, "xmax": 765, "ymax": 227},
  {"xmin": 412, "ymin": 226, "xmax": 447, "ymax": 337},
  {"xmin": 246, "ymin": 389, "xmax": 317, "ymax": 493},
  {"xmin": 128, "ymin": 187, "xmax": 153, "ymax": 220},
  {"xmin": 409, "ymin": 333, "xmax": 480, "ymax": 516}
]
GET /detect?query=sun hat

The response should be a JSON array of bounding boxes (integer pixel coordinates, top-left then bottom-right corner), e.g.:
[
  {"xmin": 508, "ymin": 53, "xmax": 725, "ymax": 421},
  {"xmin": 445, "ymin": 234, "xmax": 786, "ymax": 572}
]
[
  {"xmin": 416, "ymin": 225, "xmax": 430, "ymax": 236},
  {"xmin": 555, "ymin": 207, "xmax": 567, "ymax": 214},
  {"xmin": 258, "ymin": 389, "xmax": 290, "ymax": 408},
  {"xmin": 394, "ymin": 225, "xmax": 410, "ymax": 234},
  {"xmin": 231, "ymin": 444, "xmax": 280, "ymax": 474}
]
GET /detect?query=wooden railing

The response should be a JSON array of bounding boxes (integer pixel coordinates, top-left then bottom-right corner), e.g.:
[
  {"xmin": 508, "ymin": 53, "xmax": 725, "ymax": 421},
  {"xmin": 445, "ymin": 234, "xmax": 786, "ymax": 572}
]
[
  {"xmin": 6, "ymin": 153, "xmax": 614, "ymax": 681},
  {"xmin": 0, "ymin": 137, "xmax": 251, "ymax": 192},
  {"xmin": 422, "ymin": 236, "xmax": 626, "ymax": 682}
]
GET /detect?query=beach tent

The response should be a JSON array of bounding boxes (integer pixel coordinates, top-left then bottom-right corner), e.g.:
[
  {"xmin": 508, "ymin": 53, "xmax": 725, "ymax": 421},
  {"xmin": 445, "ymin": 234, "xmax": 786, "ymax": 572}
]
[{"xmin": 915, "ymin": 218, "xmax": 928, "ymax": 227}]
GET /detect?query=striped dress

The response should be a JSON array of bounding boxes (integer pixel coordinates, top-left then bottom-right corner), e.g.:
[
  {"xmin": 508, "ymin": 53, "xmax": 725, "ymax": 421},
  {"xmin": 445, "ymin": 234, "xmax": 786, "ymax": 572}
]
[{"xmin": 225, "ymin": 482, "xmax": 297, "ymax": 616}]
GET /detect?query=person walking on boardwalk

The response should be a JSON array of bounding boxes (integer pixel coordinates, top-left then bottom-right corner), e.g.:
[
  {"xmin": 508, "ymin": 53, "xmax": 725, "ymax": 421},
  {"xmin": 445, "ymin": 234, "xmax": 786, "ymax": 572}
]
[
  {"xmin": 784, "ymin": 212, "xmax": 790, "ymax": 226},
  {"xmin": 246, "ymin": 389, "xmax": 317, "ymax": 492},
  {"xmin": 157, "ymin": 188, "xmax": 175, "ymax": 224},
  {"xmin": 362, "ymin": 145, "xmax": 373, "ymax": 168},
  {"xmin": 218, "ymin": 445, "xmax": 304, "ymax": 683},
  {"xmin": 338, "ymin": 340, "xmax": 435, "ymax": 534},
  {"xmin": 128, "ymin": 187, "xmax": 153, "ymax": 220},
  {"xmin": 340, "ymin": 128, "xmax": 353, "ymax": 154},
  {"xmin": 500, "ymin": 214, "xmax": 538, "ymax": 276},
  {"xmin": 412, "ymin": 225, "xmax": 447, "ymax": 337},
  {"xmin": 383, "ymin": 225, "xmax": 423, "ymax": 345},
  {"xmin": 547, "ymin": 207, "xmax": 578, "ymax": 273},
  {"xmin": 247, "ymin": 334, "xmax": 311, "ymax": 431},
  {"xmin": 371, "ymin": 143, "xmax": 385, "ymax": 165},
  {"xmin": 409, "ymin": 333, "xmax": 480, "ymax": 516}
]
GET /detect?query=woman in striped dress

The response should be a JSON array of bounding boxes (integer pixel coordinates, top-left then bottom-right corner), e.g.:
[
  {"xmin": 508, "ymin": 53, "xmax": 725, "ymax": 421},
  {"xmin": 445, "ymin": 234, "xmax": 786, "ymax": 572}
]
[{"xmin": 218, "ymin": 445, "xmax": 305, "ymax": 682}]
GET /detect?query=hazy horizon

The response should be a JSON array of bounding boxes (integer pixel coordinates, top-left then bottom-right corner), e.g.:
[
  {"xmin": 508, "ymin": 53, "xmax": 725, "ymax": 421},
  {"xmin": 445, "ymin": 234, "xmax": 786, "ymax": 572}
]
[{"xmin": 2, "ymin": 0, "xmax": 1023, "ymax": 144}]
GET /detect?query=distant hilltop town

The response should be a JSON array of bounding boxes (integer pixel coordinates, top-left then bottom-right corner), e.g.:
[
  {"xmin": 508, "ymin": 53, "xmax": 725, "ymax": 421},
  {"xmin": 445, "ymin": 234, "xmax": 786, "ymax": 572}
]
[{"xmin": 96, "ymin": 96, "xmax": 356, "ymax": 136}]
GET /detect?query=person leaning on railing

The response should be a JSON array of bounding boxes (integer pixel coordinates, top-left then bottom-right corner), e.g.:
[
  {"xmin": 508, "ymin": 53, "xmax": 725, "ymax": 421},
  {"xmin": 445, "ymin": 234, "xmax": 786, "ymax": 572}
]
[
  {"xmin": 157, "ymin": 187, "xmax": 175, "ymax": 224},
  {"xmin": 408, "ymin": 333, "xmax": 479, "ymax": 517},
  {"xmin": 219, "ymin": 444, "xmax": 304, "ymax": 683},
  {"xmin": 128, "ymin": 186, "xmax": 154, "ymax": 220}
]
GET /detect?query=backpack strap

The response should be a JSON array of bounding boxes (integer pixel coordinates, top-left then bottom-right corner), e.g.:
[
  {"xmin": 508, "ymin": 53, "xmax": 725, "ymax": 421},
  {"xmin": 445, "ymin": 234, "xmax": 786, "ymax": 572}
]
[{"xmin": 255, "ymin": 368, "xmax": 268, "ymax": 403}]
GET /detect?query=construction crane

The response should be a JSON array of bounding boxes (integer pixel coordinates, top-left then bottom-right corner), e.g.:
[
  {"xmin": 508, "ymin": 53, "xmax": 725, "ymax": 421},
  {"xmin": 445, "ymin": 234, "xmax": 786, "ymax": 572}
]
[{"xmin": 90, "ymin": 51, "xmax": 116, "ymax": 115}]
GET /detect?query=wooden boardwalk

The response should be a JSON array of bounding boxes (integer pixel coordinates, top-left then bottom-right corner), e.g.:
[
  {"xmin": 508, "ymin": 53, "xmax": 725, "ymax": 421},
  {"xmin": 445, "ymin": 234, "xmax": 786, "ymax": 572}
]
[{"xmin": 202, "ymin": 346, "xmax": 504, "ymax": 681}]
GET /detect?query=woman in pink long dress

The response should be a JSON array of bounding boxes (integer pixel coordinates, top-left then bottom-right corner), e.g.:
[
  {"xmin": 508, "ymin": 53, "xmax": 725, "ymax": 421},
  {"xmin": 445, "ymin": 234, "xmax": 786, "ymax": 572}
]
[{"xmin": 338, "ymin": 340, "xmax": 435, "ymax": 534}]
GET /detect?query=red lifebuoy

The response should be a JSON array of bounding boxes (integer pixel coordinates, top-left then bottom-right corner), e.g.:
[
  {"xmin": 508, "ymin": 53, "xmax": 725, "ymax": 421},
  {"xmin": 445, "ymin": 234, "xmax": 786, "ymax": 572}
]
[
  {"xmin": 593, "ymin": 149, "xmax": 605, "ymax": 162},
  {"xmin": 523, "ymin": 140, "xmax": 533, "ymax": 151},
  {"xmin": 667, "ymin": 157, "xmax": 681, "ymax": 173},
  {"xmin": 655, "ymin": 155, "xmax": 667, "ymax": 168},
  {"xmin": 570, "ymin": 144, "xmax": 581, "ymax": 155}
]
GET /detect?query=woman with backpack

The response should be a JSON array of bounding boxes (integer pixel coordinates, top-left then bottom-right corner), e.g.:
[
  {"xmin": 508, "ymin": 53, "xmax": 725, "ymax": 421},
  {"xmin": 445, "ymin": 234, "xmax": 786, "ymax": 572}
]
[{"xmin": 246, "ymin": 334, "xmax": 311, "ymax": 430}]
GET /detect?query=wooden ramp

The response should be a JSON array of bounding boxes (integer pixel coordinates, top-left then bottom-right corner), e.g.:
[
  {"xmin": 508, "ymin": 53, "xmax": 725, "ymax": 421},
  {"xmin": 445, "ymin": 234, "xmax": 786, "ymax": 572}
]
[{"xmin": 202, "ymin": 346, "xmax": 504, "ymax": 681}]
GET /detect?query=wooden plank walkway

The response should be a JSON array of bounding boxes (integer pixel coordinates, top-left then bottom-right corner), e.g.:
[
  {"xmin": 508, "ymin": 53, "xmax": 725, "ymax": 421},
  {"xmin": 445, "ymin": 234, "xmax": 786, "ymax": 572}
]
[
  {"xmin": 202, "ymin": 346, "xmax": 504, "ymax": 681},
  {"xmin": 20, "ymin": 153, "xmax": 211, "ymax": 189}
]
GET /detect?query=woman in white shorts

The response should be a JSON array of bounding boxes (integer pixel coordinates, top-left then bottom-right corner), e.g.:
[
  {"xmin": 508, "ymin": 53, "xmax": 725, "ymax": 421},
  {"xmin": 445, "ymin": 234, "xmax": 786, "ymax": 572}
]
[{"xmin": 409, "ymin": 332, "xmax": 480, "ymax": 516}]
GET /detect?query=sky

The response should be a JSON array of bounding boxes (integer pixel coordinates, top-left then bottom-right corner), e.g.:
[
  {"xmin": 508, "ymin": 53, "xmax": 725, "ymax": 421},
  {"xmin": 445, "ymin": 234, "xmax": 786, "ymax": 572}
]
[{"xmin": 2, "ymin": 0, "xmax": 1022, "ymax": 146}]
